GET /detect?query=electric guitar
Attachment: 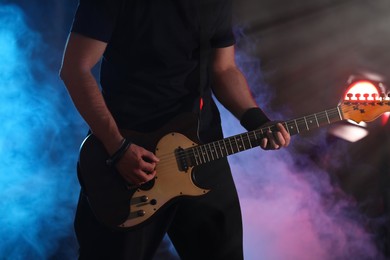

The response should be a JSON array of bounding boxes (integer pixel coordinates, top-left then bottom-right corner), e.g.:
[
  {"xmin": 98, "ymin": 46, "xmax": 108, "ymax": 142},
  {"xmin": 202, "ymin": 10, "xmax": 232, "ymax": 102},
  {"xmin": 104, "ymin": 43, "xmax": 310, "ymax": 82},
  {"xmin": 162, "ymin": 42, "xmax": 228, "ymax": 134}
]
[{"xmin": 78, "ymin": 86, "xmax": 390, "ymax": 230}]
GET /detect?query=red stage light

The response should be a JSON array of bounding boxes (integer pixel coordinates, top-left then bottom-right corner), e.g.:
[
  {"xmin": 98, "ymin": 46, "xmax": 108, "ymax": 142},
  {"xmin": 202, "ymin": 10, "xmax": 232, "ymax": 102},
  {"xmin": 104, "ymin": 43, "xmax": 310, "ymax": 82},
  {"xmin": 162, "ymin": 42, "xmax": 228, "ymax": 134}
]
[
  {"xmin": 329, "ymin": 78, "xmax": 389, "ymax": 142},
  {"xmin": 382, "ymin": 112, "xmax": 390, "ymax": 126},
  {"xmin": 344, "ymin": 80, "xmax": 380, "ymax": 101}
]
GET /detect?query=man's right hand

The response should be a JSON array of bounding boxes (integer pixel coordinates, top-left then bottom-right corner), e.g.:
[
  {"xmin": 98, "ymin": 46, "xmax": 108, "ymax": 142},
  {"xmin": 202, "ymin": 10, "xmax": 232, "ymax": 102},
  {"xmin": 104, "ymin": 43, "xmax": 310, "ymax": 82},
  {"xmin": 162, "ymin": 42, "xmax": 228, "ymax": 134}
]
[{"xmin": 115, "ymin": 144, "xmax": 159, "ymax": 186}]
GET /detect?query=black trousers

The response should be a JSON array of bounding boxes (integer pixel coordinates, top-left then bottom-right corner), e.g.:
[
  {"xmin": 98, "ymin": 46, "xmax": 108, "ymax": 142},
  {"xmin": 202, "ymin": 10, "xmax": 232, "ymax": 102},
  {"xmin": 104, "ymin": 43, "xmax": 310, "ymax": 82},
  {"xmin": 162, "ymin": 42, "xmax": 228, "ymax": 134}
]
[{"xmin": 74, "ymin": 158, "xmax": 243, "ymax": 260}]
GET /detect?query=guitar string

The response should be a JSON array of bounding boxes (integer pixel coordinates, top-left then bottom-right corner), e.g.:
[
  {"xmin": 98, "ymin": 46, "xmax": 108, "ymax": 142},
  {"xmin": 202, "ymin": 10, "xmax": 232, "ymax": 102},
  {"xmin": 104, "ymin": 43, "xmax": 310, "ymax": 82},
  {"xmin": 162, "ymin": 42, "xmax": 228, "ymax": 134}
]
[
  {"xmin": 159, "ymin": 109, "xmax": 341, "ymax": 161},
  {"xmin": 151, "ymin": 108, "xmax": 343, "ymax": 168},
  {"xmin": 173, "ymin": 109, "xmax": 341, "ymax": 164},
  {"xmin": 146, "ymin": 103, "xmax": 390, "ymax": 169}
]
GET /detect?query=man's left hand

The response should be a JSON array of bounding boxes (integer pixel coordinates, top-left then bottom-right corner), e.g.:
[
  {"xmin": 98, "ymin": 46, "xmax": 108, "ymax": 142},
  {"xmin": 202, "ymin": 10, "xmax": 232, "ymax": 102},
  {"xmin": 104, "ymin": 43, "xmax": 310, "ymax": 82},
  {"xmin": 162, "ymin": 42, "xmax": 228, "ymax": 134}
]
[{"xmin": 260, "ymin": 123, "xmax": 291, "ymax": 150}]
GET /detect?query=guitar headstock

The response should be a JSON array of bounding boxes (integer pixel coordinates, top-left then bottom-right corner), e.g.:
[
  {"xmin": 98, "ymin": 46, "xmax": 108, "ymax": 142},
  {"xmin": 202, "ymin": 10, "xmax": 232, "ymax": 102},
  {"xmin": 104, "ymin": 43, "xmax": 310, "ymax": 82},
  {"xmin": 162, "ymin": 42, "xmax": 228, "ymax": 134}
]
[{"xmin": 339, "ymin": 80, "xmax": 390, "ymax": 123}]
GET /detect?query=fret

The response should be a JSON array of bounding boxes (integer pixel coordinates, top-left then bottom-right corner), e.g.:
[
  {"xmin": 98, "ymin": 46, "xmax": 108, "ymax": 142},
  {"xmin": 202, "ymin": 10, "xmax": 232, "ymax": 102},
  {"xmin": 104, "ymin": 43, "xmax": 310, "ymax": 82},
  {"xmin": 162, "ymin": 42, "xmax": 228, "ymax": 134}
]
[
  {"xmin": 294, "ymin": 119, "xmax": 300, "ymax": 133},
  {"xmin": 194, "ymin": 146, "xmax": 202, "ymax": 165},
  {"xmin": 219, "ymin": 140, "xmax": 226, "ymax": 157},
  {"xmin": 240, "ymin": 135, "xmax": 247, "ymax": 150},
  {"xmin": 239, "ymin": 135, "xmax": 245, "ymax": 150},
  {"xmin": 226, "ymin": 138, "xmax": 233, "ymax": 155},
  {"xmin": 316, "ymin": 112, "xmax": 329, "ymax": 126},
  {"xmin": 325, "ymin": 110, "xmax": 330, "ymax": 124},
  {"xmin": 208, "ymin": 143, "xmax": 214, "ymax": 161},
  {"xmin": 199, "ymin": 145, "xmax": 208, "ymax": 163},
  {"xmin": 246, "ymin": 132, "xmax": 253, "ymax": 148},
  {"xmin": 337, "ymin": 106, "xmax": 343, "ymax": 120},
  {"xmin": 303, "ymin": 117, "xmax": 309, "ymax": 130},
  {"xmin": 314, "ymin": 114, "xmax": 319, "ymax": 127},
  {"xmin": 199, "ymin": 146, "xmax": 205, "ymax": 164},
  {"xmin": 328, "ymin": 108, "xmax": 342, "ymax": 123},
  {"xmin": 253, "ymin": 129, "xmax": 260, "ymax": 143},
  {"xmin": 305, "ymin": 114, "xmax": 319, "ymax": 129},
  {"xmin": 296, "ymin": 118, "xmax": 308, "ymax": 132},
  {"xmin": 204, "ymin": 145, "xmax": 210, "ymax": 162},
  {"xmin": 284, "ymin": 122, "xmax": 290, "ymax": 134},
  {"xmin": 212, "ymin": 142, "xmax": 220, "ymax": 159},
  {"xmin": 259, "ymin": 128, "xmax": 265, "ymax": 138},
  {"xmin": 227, "ymin": 137, "xmax": 234, "ymax": 155},
  {"xmin": 254, "ymin": 130, "xmax": 259, "ymax": 142}
]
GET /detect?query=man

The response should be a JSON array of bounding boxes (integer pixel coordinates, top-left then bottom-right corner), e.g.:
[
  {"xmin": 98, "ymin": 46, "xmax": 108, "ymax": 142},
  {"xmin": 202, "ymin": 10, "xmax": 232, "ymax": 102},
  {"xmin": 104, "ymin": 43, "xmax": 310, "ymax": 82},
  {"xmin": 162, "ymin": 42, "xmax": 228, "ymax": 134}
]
[{"xmin": 60, "ymin": 0, "xmax": 290, "ymax": 259}]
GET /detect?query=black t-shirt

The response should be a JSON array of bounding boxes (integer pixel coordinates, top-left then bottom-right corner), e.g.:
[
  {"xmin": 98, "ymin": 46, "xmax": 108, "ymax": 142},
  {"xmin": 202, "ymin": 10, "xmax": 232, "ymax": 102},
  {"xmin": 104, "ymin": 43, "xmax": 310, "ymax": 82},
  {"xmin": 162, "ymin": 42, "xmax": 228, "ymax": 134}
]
[{"xmin": 71, "ymin": 0, "xmax": 235, "ymax": 136}]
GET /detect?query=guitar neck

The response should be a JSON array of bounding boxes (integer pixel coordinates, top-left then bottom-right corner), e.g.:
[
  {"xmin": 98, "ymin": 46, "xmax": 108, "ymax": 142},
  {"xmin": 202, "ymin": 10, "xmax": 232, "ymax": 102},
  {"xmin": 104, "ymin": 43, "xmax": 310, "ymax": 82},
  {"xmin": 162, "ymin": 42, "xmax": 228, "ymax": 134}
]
[{"xmin": 184, "ymin": 106, "xmax": 343, "ymax": 167}]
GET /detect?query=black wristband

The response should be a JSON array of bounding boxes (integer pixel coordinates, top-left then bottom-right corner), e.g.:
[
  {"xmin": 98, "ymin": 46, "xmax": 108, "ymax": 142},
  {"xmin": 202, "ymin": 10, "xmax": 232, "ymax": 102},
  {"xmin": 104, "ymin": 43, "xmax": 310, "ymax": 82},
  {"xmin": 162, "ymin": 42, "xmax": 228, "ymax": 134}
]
[
  {"xmin": 240, "ymin": 107, "xmax": 271, "ymax": 131},
  {"xmin": 106, "ymin": 138, "xmax": 132, "ymax": 166}
]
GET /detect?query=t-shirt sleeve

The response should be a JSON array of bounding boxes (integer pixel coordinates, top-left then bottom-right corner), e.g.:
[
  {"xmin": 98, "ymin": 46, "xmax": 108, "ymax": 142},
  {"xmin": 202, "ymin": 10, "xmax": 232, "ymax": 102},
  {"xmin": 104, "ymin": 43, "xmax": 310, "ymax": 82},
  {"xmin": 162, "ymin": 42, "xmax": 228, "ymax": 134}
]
[
  {"xmin": 210, "ymin": 0, "xmax": 236, "ymax": 48},
  {"xmin": 71, "ymin": 0, "xmax": 120, "ymax": 43}
]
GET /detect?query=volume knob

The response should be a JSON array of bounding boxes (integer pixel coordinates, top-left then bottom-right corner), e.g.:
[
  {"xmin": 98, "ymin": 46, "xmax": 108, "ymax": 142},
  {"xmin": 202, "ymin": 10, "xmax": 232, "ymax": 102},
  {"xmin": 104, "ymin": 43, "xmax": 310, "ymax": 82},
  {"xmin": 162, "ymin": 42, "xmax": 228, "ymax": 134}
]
[{"xmin": 137, "ymin": 210, "xmax": 146, "ymax": 217}]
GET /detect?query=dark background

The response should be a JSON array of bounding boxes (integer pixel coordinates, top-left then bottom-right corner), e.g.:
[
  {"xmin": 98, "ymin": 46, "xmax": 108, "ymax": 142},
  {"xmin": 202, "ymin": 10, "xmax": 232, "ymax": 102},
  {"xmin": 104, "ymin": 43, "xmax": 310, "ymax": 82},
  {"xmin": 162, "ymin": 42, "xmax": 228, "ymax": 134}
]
[
  {"xmin": 235, "ymin": 0, "xmax": 390, "ymax": 234},
  {"xmin": 0, "ymin": 0, "xmax": 388, "ymax": 259}
]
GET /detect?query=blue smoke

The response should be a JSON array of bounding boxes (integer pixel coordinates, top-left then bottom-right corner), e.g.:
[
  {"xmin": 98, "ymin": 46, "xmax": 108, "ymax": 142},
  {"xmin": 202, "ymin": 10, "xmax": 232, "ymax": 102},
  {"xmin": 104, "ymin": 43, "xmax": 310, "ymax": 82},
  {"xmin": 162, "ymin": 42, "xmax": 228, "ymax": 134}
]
[
  {"xmin": 0, "ymin": 4, "xmax": 83, "ymax": 259},
  {"xmin": 0, "ymin": 2, "xmax": 385, "ymax": 259}
]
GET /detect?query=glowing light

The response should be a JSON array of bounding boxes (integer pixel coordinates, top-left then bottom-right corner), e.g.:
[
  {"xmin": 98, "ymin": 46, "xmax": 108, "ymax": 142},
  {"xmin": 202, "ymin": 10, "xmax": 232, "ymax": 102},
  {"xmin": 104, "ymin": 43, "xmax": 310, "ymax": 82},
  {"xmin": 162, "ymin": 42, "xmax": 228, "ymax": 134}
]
[
  {"xmin": 328, "ymin": 121, "xmax": 369, "ymax": 142},
  {"xmin": 382, "ymin": 112, "xmax": 390, "ymax": 126},
  {"xmin": 344, "ymin": 80, "xmax": 380, "ymax": 101}
]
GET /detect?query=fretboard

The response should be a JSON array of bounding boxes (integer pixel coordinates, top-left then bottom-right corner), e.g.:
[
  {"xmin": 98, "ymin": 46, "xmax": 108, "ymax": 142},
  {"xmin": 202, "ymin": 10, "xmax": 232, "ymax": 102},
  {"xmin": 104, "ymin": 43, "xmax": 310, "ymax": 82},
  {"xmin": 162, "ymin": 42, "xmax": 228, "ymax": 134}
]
[{"xmin": 183, "ymin": 106, "xmax": 343, "ymax": 167}]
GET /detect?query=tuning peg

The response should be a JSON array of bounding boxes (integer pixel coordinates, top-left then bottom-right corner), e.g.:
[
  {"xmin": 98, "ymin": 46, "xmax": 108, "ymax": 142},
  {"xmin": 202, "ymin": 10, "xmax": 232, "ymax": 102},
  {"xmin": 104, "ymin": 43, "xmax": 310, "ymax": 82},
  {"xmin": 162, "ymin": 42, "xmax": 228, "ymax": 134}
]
[
  {"xmin": 347, "ymin": 93, "xmax": 353, "ymax": 100},
  {"xmin": 371, "ymin": 93, "xmax": 378, "ymax": 100},
  {"xmin": 380, "ymin": 93, "xmax": 386, "ymax": 100},
  {"xmin": 363, "ymin": 93, "xmax": 369, "ymax": 100},
  {"xmin": 355, "ymin": 93, "xmax": 361, "ymax": 100}
]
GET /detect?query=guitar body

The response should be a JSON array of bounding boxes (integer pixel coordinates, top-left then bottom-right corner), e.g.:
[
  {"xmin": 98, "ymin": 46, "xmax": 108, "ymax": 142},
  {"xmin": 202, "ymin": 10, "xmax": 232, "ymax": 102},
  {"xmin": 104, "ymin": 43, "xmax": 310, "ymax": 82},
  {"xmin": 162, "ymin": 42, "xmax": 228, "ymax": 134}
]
[{"xmin": 78, "ymin": 113, "xmax": 209, "ymax": 230}]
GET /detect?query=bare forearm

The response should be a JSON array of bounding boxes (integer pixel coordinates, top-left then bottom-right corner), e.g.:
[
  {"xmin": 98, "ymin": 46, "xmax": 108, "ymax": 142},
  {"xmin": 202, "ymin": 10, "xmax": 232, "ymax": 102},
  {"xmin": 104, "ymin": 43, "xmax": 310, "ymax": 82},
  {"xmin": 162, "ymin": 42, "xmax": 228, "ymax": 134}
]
[
  {"xmin": 60, "ymin": 69, "xmax": 123, "ymax": 155},
  {"xmin": 212, "ymin": 66, "xmax": 259, "ymax": 119}
]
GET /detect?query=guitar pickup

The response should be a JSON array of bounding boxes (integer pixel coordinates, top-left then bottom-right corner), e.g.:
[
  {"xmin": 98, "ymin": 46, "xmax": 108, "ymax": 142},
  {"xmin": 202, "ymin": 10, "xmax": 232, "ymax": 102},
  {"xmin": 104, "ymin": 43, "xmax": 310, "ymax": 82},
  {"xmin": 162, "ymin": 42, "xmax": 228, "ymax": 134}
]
[{"xmin": 175, "ymin": 147, "xmax": 189, "ymax": 172}]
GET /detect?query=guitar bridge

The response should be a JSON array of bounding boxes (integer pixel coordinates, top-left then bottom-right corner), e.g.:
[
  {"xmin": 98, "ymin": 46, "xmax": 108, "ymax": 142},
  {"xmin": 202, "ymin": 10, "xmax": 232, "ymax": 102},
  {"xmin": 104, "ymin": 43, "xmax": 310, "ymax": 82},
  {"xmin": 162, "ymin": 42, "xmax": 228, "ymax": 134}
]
[{"xmin": 175, "ymin": 147, "xmax": 189, "ymax": 172}]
